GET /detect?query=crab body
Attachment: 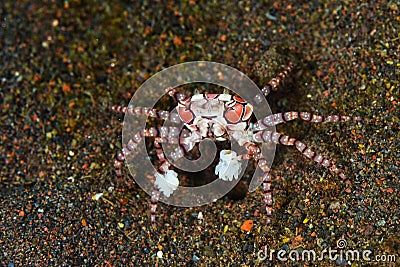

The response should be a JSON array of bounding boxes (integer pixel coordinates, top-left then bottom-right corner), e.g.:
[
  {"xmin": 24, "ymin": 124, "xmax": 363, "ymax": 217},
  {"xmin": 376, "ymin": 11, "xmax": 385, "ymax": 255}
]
[
  {"xmin": 177, "ymin": 93, "xmax": 253, "ymax": 140},
  {"xmin": 112, "ymin": 62, "xmax": 362, "ymax": 225}
]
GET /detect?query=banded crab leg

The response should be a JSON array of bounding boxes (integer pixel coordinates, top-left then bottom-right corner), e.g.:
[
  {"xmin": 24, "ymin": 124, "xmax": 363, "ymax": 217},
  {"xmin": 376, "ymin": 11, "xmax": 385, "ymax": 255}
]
[
  {"xmin": 111, "ymin": 86, "xmax": 188, "ymax": 129},
  {"xmin": 114, "ymin": 126, "xmax": 182, "ymax": 183},
  {"xmin": 253, "ymin": 130, "xmax": 353, "ymax": 187},
  {"xmin": 150, "ymin": 131, "xmax": 204, "ymax": 224},
  {"xmin": 261, "ymin": 62, "xmax": 294, "ymax": 97},
  {"xmin": 112, "ymin": 106, "xmax": 182, "ymax": 124},
  {"xmin": 257, "ymin": 157, "xmax": 273, "ymax": 224},
  {"xmin": 112, "ymin": 87, "xmax": 188, "ymax": 119},
  {"xmin": 165, "ymin": 86, "xmax": 187, "ymax": 104},
  {"xmin": 253, "ymin": 111, "xmax": 362, "ymax": 130},
  {"xmin": 114, "ymin": 125, "xmax": 201, "ymax": 224},
  {"xmin": 211, "ymin": 138, "xmax": 274, "ymax": 224},
  {"xmin": 150, "ymin": 137, "xmax": 171, "ymax": 225},
  {"xmin": 235, "ymin": 141, "xmax": 274, "ymax": 224}
]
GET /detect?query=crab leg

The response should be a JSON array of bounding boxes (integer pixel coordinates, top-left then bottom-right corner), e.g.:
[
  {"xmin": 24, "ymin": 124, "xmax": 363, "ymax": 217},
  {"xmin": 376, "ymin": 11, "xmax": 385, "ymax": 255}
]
[
  {"xmin": 165, "ymin": 86, "xmax": 187, "ymax": 104},
  {"xmin": 261, "ymin": 62, "xmax": 294, "ymax": 97},
  {"xmin": 114, "ymin": 126, "xmax": 200, "ymax": 224},
  {"xmin": 256, "ymin": 157, "xmax": 273, "ymax": 224},
  {"xmin": 114, "ymin": 126, "xmax": 181, "ymax": 183},
  {"xmin": 149, "ymin": 187, "xmax": 161, "ymax": 226},
  {"xmin": 253, "ymin": 112, "xmax": 362, "ymax": 130},
  {"xmin": 253, "ymin": 130, "xmax": 352, "ymax": 187},
  {"xmin": 235, "ymin": 142, "xmax": 274, "ymax": 225},
  {"xmin": 114, "ymin": 127, "xmax": 197, "ymax": 183},
  {"xmin": 149, "ymin": 131, "xmax": 204, "ymax": 224},
  {"xmin": 112, "ymin": 106, "xmax": 182, "ymax": 124},
  {"xmin": 150, "ymin": 138, "xmax": 171, "ymax": 224}
]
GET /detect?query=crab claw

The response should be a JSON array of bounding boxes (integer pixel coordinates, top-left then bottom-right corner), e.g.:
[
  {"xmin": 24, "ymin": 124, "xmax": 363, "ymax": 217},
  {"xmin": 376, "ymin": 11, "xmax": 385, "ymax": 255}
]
[
  {"xmin": 215, "ymin": 150, "xmax": 242, "ymax": 181},
  {"xmin": 154, "ymin": 170, "xmax": 179, "ymax": 197}
]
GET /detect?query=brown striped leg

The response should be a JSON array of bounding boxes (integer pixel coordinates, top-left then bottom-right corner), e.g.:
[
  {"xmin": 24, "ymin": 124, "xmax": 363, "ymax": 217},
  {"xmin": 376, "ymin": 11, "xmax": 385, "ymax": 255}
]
[
  {"xmin": 234, "ymin": 141, "xmax": 261, "ymax": 160},
  {"xmin": 261, "ymin": 62, "xmax": 294, "ymax": 97},
  {"xmin": 149, "ymin": 130, "xmax": 205, "ymax": 224},
  {"xmin": 150, "ymin": 137, "xmax": 171, "ymax": 224},
  {"xmin": 114, "ymin": 126, "xmax": 181, "ymax": 184},
  {"xmin": 169, "ymin": 130, "xmax": 202, "ymax": 160},
  {"xmin": 233, "ymin": 141, "xmax": 274, "ymax": 224},
  {"xmin": 165, "ymin": 86, "xmax": 187, "ymax": 104},
  {"xmin": 112, "ymin": 86, "xmax": 188, "ymax": 120},
  {"xmin": 256, "ymin": 157, "xmax": 273, "ymax": 225},
  {"xmin": 253, "ymin": 111, "xmax": 362, "ymax": 130},
  {"xmin": 148, "ymin": 132, "xmax": 203, "ymax": 224},
  {"xmin": 115, "ymin": 127, "xmax": 198, "ymax": 182},
  {"xmin": 112, "ymin": 106, "xmax": 182, "ymax": 124},
  {"xmin": 115, "ymin": 127, "xmax": 199, "ymax": 224},
  {"xmin": 150, "ymin": 186, "xmax": 160, "ymax": 226},
  {"xmin": 253, "ymin": 130, "xmax": 352, "ymax": 187}
]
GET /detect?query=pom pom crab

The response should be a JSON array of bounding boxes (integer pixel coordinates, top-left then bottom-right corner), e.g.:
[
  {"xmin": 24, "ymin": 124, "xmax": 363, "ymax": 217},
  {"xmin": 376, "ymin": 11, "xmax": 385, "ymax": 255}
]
[{"xmin": 112, "ymin": 62, "xmax": 362, "ymax": 225}]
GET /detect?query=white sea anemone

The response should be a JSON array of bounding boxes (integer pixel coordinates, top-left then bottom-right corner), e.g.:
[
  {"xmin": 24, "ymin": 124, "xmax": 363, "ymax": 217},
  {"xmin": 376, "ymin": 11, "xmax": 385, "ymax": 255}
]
[
  {"xmin": 154, "ymin": 170, "xmax": 179, "ymax": 197},
  {"xmin": 215, "ymin": 150, "xmax": 242, "ymax": 181}
]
